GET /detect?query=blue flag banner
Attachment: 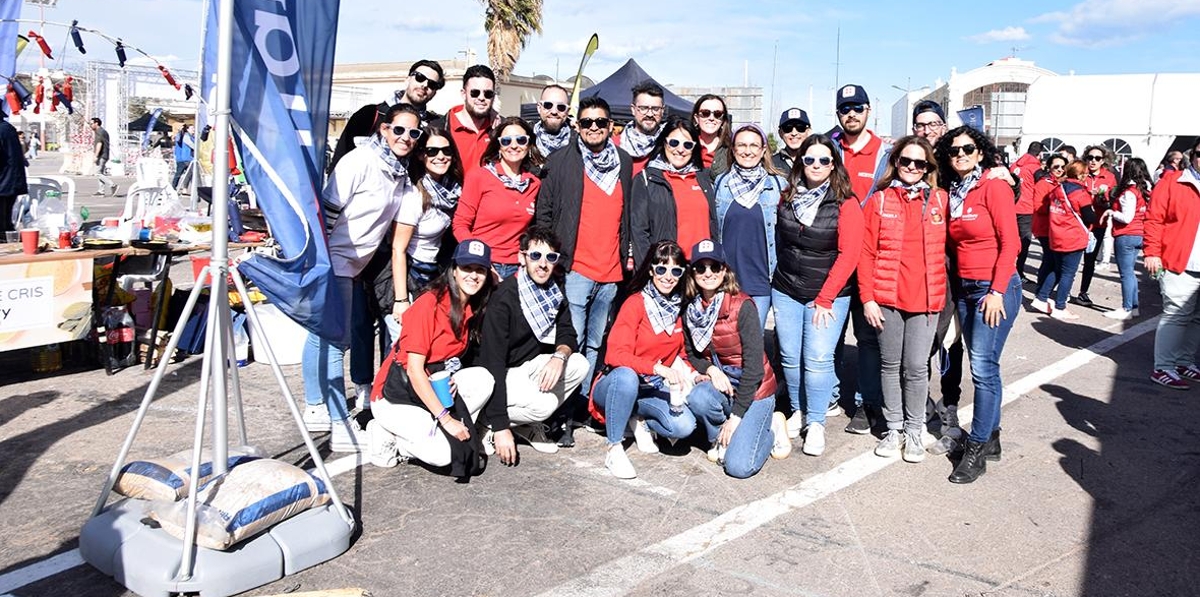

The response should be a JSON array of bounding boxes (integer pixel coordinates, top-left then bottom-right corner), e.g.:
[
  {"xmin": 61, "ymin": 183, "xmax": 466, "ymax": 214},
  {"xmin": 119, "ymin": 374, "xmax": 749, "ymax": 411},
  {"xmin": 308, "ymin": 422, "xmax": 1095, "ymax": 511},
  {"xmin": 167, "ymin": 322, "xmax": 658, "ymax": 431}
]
[
  {"xmin": 0, "ymin": 0, "xmax": 22, "ymax": 114},
  {"xmin": 958, "ymin": 105, "xmax": 985, "ymax": 133},
  {"xmin": 201, "ymin": 1, "xmax": 344, "ymax": 344},
  {"xmin": 143, "ymin": 107, "xmax": 162, "ymax": 148}
]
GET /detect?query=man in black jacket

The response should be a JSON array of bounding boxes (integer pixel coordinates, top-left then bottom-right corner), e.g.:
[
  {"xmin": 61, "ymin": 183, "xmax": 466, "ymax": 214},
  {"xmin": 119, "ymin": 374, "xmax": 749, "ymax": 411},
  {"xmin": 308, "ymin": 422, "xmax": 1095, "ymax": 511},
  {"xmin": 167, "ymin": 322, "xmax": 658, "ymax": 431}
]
[
  {"xmin": 329, "ymin": 59, "xmax": 444, "ymax": 170},
  {"xmin": 534, "ymin": 96, "xmax": 633, "ymax": 406},
  {"xmin": 0, "ymin": 111, "xmax": 27, "ymax": 234},
  {"xmin": 478, "ymin": 226, "xmax": 589, "ymax": 464}
]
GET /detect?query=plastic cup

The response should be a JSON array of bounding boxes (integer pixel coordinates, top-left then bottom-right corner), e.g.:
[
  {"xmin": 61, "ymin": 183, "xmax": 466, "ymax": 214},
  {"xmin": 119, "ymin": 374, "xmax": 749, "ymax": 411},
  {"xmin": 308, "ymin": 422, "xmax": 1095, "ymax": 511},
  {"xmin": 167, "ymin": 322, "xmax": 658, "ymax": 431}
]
[
  {"xmin": 20, "ymin": 228, "xmax": 39, "ymax": 255},
  {"xmin": 4, "ymin": 231, "xmax": 17, "ymax": 243},
  {"xmin": 429, "ymin": 371, "xmax": 454, "ymax": 408}
]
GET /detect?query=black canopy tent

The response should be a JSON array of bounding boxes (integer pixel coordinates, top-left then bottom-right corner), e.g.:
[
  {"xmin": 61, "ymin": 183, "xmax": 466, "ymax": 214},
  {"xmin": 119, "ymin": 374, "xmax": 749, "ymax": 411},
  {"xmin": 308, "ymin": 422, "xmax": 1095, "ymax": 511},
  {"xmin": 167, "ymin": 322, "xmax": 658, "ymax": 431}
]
[
  {"xmin": 128, "ymin": 112, "xmax": 171, "ymax": 134},
  {"xmin": 519, "ymin": 59, "xmax": 694, "ymax": 124}
]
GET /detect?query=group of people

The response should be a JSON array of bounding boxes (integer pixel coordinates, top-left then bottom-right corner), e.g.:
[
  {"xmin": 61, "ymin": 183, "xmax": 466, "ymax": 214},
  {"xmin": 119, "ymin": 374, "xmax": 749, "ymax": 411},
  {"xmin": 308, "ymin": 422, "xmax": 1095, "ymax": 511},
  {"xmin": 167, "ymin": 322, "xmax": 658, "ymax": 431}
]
[{"xmin": 298, "ymin": 58, "xmax": 1187, "ymax": 485}]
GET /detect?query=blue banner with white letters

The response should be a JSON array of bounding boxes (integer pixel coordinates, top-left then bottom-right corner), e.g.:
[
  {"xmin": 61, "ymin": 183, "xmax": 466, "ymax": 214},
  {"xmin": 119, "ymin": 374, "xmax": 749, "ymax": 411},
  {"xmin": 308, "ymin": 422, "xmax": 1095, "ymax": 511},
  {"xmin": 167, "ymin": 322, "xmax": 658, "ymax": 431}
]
[
  {"xmin": 958, "ymin": 105, "xmax": 985, "ymax": 133},
  {"xmin": 202, "ymin": 0, "xmax": 343, "ymax": 343}
]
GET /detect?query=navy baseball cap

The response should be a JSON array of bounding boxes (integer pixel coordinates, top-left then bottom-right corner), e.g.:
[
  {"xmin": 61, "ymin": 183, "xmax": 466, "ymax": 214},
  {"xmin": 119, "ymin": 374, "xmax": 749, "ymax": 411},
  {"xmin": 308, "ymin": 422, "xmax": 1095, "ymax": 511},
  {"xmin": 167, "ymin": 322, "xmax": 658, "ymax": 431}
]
[
  {"xmin": 690, "ymin": 239, "xmax": 727, "ymax": 266},
  {"xmin": 453, "ymin": 239, "xmax": 491, "ymax": 268},
  {"xmin": 912, "ymin": 100, "xmax": 946, "ymax": 122},
  {"xmin": 836, "ymin": 84, "xmax": 870, "ymax": 108},
  {"xmin": 778, "ymin": 107, "xmax": 810, "ymax": 128}
]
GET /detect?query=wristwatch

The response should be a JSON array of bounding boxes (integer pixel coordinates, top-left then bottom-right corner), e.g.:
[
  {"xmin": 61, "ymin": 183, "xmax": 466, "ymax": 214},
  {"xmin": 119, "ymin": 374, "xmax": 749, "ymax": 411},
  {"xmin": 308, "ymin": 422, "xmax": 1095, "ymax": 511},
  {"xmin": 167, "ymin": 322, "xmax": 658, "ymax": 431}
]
[{"xmin": 551, "ymin": 351, "xmax": 568, "ymax": 362}]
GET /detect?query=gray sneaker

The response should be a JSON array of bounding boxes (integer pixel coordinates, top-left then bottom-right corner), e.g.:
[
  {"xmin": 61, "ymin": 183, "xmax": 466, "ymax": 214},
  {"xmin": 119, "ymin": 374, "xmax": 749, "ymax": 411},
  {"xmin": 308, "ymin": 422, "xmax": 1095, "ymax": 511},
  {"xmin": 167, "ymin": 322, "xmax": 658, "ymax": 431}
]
[
  {"xmin": 942, "ymin": 404, "xmax": 960, "ymax": 431},
  {"xmin": 513, "ymin": 423, "xmax": 559, "ymax": 454},
  {"xmin": 902, "ymin": 430, "xmax": 926, "ymax": 463},
  {"xmin": 874, "ymin": 430, "xmax": 902, "ymax": 458}
]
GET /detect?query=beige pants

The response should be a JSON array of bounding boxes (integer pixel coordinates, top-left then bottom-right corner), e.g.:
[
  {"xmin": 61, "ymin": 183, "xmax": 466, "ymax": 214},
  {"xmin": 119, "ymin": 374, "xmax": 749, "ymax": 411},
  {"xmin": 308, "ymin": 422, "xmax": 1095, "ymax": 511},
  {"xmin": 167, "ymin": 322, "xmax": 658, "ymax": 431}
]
[
  {"xmin": 371, "ymin": 367, "xmax": 494, "ymax": 467},
  {"xmin": 505, "ymin": 353, "xmax": 590, "ymax": 425}
]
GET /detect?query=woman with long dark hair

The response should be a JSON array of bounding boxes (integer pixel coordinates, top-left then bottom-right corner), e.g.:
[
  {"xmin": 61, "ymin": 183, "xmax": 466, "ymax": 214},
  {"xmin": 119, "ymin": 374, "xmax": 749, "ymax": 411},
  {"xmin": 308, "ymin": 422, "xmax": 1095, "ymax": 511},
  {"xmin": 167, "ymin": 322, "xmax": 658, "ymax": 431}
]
[
  {"xmin": 859, "ymin": 135, "xmax": 947, "ymax": 462},
  {"xmin": 630, "ymin": 116, "xmax": 717, "ymax": 268},
  {"xmin": 682, "ymin": 239, "xmax": 790, "ymax": 478},
  {"xmin": 1102, "ymin": 157, "xmax": 1151, "ymax": 320},
  {"xmin": 453, "ymin": 116, "xmax": 542, "ymax": 279},
  {"xmin": 369, "ymin": 240, "xmax": 497, "ymax": 478},
  {"xmin": 691, "ymin": 94, "xmax": 732, "ymax": 176},
  {"xmin": 1034, "ymin": 160, "xmax": 1095, "ymax": 320},
  {"xmin": 1073, "ymin": 145, "xmax": 1118, "ymax": 307},
  {"xmin": 590, "ymin": 241, "xmax": 697, "ymax": 479},
  {"xmin": 935, "ymin": 126, "xmax": 1020, "ymax": 484},
  {"xmin": 772, "ymin": 134, "xmax": 864, "ymax": 456},
  {"xmin": 1031, "ymin": 154, "xmax": 1069, "ymax": 299}
]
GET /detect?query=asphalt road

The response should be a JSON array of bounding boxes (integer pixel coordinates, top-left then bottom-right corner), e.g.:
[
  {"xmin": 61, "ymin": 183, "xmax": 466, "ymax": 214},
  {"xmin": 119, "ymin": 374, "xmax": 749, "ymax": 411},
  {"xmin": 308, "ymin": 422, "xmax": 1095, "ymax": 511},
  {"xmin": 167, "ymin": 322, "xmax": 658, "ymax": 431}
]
[{"xmin": 0, "ymin": 154, "xmax": 1196, "ymax": 597}]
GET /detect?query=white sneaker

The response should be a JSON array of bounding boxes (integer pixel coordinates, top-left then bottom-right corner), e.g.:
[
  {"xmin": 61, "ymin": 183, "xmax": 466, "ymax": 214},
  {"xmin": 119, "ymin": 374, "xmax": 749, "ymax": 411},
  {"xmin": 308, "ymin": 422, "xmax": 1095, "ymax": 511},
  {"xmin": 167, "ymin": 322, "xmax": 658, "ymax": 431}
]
[
  {"xmin": 367, "ymin": 420, "xmax": 399, "ymax": 468},
  {"xmin": 1103, "ymin": 308, "xmax": 1133, "ymax": 320},
  {"xmin": 802, "ymin": 422, "xmax": 825, "ymax": 457},
  {"xmin": 630, "ymin": 417, "xmax": 659, "ymax": 454},
  {"xmin": 303, "ymin": 405, "xmax": 330, "ymax": 433},
  {"xmin": 706, "ymin": 443, "xmax": 726, "ymax": 464},
  {"xmin": 1050, "ymin": 308, "xmax": 1080, "ymax": 320},
  {"xmin": 513, "ymin": 424, "xmax": 559, "ymax": 454},
  {"xmin": 330, "ymin": 418, "xmax": 364, "ymax": 452},
  {"xmin": 605, "ymin": 445, "xmax": 637, "ymax": 479},
  {"xmin": 1030, "ymin": 298, "xmax": 1052, "ymax": 314},
  {"xmin": 770, "ymin": 412, "xmax": 792, "ymax": 459},
  {"xmin": 874, "ymin": 430, "xmax": 902, "ymax": 458},
  {"xmin": 826, "ymin": 402, "xmax": 844, "ymax": 418},
  {"xmin": 902, "ymin": 430, "xmax": 926, "ymax": 463},
  {"xmin": 786, "ymin": 411, "xmax": 805, "ymax": 439},
  {"xmin": 1131, "ymin": 308, "xmax": 1140, "ymax": 317},
  {"xmin": 355, "ymin": 383, "xmax": 373, "ymax": 410}
]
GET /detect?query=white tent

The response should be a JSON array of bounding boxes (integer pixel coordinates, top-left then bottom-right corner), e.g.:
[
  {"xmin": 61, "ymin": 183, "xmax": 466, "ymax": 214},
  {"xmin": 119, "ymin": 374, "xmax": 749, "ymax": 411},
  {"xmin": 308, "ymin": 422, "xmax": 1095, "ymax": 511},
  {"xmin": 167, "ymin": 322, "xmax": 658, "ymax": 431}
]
[{"xmin": 1020, "ymin": 73, "xmax": 1200, "ymax": 164}]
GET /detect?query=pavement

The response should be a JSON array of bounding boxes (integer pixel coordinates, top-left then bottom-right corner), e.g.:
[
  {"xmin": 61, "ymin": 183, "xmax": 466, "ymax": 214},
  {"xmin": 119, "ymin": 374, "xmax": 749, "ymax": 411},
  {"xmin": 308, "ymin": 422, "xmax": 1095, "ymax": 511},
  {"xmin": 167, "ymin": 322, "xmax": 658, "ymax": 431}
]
[{"xmin": 1, "ymin": 154, "xmax": 1198, "ymax": 597}]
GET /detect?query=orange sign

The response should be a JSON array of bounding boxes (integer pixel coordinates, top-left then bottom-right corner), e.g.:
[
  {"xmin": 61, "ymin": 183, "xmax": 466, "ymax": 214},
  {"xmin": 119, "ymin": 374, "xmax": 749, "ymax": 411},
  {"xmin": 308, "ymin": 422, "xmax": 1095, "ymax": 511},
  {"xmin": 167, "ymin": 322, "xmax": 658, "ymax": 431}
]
[{"xmin": 0, "ymin": 258, "xmax": 93, "ymax": 351}]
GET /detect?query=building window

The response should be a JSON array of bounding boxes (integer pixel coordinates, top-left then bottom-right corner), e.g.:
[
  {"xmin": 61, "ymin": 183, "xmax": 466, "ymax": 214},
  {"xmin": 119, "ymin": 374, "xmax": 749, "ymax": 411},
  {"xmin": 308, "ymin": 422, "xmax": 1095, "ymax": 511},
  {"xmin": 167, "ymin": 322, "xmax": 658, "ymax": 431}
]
[
  {"xmin": 961, "ymin": 82, "xmax": 1030, "ymax": 147},
  {"xmin": 1039, "ymin": 137, "xmax": 1065, "ymax": 157},
  {"xmin": 1102, "ymin": 138, "xmax": 1133, "ymax": 159}
]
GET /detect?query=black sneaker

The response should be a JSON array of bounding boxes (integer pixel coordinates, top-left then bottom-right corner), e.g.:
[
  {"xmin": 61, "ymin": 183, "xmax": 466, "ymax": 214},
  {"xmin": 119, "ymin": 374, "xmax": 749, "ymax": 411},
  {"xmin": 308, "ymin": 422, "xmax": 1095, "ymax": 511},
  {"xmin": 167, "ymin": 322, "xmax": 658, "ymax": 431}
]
[
  {"xmin": 1070, "ymin": 293, "xmax": 1093, "ymax": 308},
  {"xmin": 845, "ymin": 406, "xmax": 871, "ymax": 434}
]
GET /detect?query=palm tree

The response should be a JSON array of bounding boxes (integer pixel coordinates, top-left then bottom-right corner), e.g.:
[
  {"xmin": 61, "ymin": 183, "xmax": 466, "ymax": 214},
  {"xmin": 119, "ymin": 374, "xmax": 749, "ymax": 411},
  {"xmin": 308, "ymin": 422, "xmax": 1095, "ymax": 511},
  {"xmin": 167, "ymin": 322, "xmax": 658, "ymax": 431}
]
[{"xmin": 481, "ymin": 0, "xmax": 543, "ymax": 81}]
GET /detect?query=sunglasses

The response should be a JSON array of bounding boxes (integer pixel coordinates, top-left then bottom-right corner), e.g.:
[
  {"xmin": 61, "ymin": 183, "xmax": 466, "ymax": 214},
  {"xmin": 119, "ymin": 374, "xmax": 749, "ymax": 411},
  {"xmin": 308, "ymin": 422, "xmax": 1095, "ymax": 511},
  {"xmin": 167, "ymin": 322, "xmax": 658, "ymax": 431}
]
[
  {"xmin": 410, "ymin": 71, "xmax": 443, "ymax": 90},
  {"xmin": 896, "ymin": 156, "xmax": 930, "ymax": 170},
  {"xmin": 780, "ymin": 123, "xmax": 809, "ymax": 134},
  {"xmin": 424, "ymin": 145, "xmax": 452, "ymax": 158},
  {"xmin": 696, "ymin": 109, "xmax": 726, "ymax": 120},
  {"xmin": 390, "ymin": 125, "xmax": 424, "ymax": 140},
  {"xmin": 468, "ymin": 89, "xmax": 496, "ymax": 99},
  {"xmin": 837, "ymin": 104, "xmax": 867, "ymax": 116},
  {"xmin": 500, "ymin": 135, "xmax": 529, "ymax": 147},
  {"xmin": 692, "ymin": 262, "xmax": 725, "ymax": 275},
  {"xmin": 1086, "ymin": 155, "xmax": 1105, "ymax": 162},
  {"xmin": 667, "ymin": 138, "xmax": 696, "ymax": 150},
  {"xmin": 653, "ymin": 265, "xmax": 685, "ymax": 278},
  {"xmin": 577, "ymin": 117, "xmax": 611, "ymax": 130},
  {"xmin": 1050, "ymin": 164, "xmax": 1066, "ymax": 171},
  {"xmin": 540, "ymin": 101, "xmax": 568, "ymax": 113},
  {"xmin": 802, "ymin": 156, "xmax": 833, "ymax": 167},
  {"xmin": 523, "ymin": 250, "xmax": 560, "ymax": 264},
  {"xmin": 947, "ymin": 144, "xmax": 978, "ymax": 157}
]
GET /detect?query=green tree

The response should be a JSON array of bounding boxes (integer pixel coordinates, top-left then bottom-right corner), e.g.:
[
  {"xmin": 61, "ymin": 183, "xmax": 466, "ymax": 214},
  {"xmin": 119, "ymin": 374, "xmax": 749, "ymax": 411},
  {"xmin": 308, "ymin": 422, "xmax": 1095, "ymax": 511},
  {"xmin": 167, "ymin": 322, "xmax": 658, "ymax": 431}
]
[{"xmin": 481, "ymin": 0, "xmax": 543, "ymax": 81}]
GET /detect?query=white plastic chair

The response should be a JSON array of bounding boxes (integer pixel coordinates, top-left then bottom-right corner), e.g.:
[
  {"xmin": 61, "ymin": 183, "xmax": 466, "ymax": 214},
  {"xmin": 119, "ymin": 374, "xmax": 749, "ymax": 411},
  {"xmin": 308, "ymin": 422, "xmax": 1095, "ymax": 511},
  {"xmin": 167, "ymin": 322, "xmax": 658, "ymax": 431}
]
[
  {"xmin": 119, "ymin": 183, "xmax": 182, "ymax": 225},
  {"xmin": 135, "ymin": 157, "xmax": 173, "ymax": 188}
]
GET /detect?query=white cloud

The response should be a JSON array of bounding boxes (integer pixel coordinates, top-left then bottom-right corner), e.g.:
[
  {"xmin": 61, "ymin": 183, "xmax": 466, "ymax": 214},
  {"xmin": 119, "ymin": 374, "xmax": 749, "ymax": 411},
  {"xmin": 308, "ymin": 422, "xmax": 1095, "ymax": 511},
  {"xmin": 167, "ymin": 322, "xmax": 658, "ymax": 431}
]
[
  {"xmin": 1032, "ymin": 0, "xmax": 1200, "ymax": 48},
  {"xmin": 967, "ymin": 26, "xmax": 1030, "ymax": 44}
]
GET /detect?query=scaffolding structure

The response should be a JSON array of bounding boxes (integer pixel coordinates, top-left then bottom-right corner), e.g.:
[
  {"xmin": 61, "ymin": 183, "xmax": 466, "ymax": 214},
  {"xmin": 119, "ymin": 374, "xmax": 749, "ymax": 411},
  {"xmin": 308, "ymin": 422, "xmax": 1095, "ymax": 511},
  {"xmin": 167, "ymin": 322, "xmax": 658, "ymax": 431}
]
[{"xmin": 84, "ymin": 60, "xmax": 198, "ymax": 167}]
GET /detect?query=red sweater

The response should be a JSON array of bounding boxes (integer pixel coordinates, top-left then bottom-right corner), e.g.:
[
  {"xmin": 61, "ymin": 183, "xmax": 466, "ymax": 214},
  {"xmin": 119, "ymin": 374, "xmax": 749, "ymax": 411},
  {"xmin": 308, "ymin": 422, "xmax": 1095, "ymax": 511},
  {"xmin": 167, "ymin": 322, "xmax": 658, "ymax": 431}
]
[
  {"xmin": 859, "ymin": 186, "xmax": 948, "ymax": 313},
  {"xmin": 604, "ymin": 293, "xmax": 686, "ymax": 375},
  {"xmin": 839, "ymin": 133, "xmax": 884, "ymax": 203},
  {"xmin": 397, "ymin": 291, "xmax": 472, "ymax": 368},
  {"xmin": 1111, "ymin": 185, "xmax": 1147, "ymax": 238},
  {"xmin": 447, "ymin": 105, "xmax": 495, "ymax": 175},
  {"xmin": 666, "ymin": 171, "xmax": 713, "ymax": 259},
  {"xmin": 1011, "ymin": 153, "xmax": 1041, "ymax": 215},
  {"xmin": 453, "ymin": 165, "xmax": 540, "ymax": 264},
  {"xmin": 1047, "ymin": 180, "xmax": 1092, "ymax": 253},
  {"xmin": 813, "ymin": 200, "xmax": 865, "ymax": 309},
  {"xmin": 1145, "ymin": 170, "xmax": 1200, "ymax": 274},
  {"xmin": 1031, "ymin": 178, "xmax": 1059, "ymax": 238},
  {"xmin": 948, "ymin": 177, "xmax": 1019, "ymax": 290}
]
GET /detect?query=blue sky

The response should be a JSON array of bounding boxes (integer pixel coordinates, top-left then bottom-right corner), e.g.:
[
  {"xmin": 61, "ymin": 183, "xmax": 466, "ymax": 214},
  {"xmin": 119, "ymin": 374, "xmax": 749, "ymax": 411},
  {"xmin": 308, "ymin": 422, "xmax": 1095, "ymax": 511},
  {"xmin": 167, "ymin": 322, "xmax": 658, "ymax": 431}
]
[{"xmin": 15, "ymin": 0, "xmax": 1200, "ymax": 132}]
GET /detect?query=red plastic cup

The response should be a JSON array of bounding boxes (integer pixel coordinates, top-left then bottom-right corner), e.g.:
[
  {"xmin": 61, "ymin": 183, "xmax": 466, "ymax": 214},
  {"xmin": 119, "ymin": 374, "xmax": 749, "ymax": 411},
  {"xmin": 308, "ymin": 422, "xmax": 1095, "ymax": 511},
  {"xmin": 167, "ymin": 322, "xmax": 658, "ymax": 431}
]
[{"xmin": 20, "ymin": 228, "xmax": 39, "ymax": 255}]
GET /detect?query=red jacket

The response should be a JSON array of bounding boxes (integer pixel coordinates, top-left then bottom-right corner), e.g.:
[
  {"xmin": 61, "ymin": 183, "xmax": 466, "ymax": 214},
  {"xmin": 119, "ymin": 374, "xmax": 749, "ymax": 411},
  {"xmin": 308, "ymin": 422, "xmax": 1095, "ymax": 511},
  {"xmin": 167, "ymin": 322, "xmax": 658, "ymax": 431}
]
[
  {"xmin": 1111, "ymin": 185, "xmax": 1147, "ymax": 238},
  {"xmin": 948, "ymin": 177, "xmax": 1019, "ymax": 290},
  {"xmin": 1047, "ymin": 180, "xmax": 1092, "ymax": 252},
  {"xmin": 1011, "ymin": 153, "xmax": 1041, "ymax": 215},
  {"xmin": 1083, "ymin": 169, "xmax": 1118, "ymax": 229},
  {"xmin": 603, "ymin": 293, "xmax": 686, "ymax": 375},
  {"xmin": 859, "ymin": 186, "xmax": 948, "ymax": 313},
  {"xmin": 1145, "ymin": 170, "xmax": 1200, "ymax": 274},
  {"xmin": 1031, "ymin": 178, "xmax": 1059, "ymax": 238},
  {"xmin": 703, "ymin": 293, "xmax": 777, "ymax": 402}
]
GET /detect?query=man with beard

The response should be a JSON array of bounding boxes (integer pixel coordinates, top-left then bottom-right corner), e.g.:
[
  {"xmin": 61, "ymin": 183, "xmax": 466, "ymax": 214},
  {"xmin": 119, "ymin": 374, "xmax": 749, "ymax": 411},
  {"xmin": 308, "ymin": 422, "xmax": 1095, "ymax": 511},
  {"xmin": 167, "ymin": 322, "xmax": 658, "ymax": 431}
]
[
  {"xmin": 477, "ymin": 226, "xmax": 590, "ymax": 463},
  {"xmin": 771, "ymin": 107, "xmax": 811, "ymax": 173},
  {"xmin": 535, "ymin": 96, "xmax": 634, "ymax": 446},
  {"xmin": 534, "ymin": 84, "xmax": 572, "ymax": 158},
  {"xmin": 331, "ymin": 59, "xmax": 445, "ymax": 169},
  {"xmin": 616, "ymin": 80, "xmax": 666, "ymax": 175},
  {"xmin": 445, "ymin": 64, "xmax": 501, "ymax": 175}
]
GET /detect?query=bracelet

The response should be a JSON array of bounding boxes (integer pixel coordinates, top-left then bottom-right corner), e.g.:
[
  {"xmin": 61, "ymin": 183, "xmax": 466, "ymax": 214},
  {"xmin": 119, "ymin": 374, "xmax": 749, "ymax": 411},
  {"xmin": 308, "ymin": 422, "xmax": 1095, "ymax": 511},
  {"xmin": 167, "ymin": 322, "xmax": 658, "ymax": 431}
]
[
  {"xmin": 394, "ymin": 297, "xmax": 410, "ymax": 304},
  {"xmin": 436, "ymin": 408, "xmax": 450, "ymax": 421}
]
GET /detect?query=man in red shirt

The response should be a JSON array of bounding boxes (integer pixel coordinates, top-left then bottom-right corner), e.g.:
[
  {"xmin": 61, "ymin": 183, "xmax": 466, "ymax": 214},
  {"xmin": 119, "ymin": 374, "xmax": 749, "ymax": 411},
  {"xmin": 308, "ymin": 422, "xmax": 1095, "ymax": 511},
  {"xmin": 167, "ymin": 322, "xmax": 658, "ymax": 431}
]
[
  {"xmin": 1011, "ymin": 142, "xmax": 1045, "ymax": 285},
  {"xmin": 535, "ymin": 96, "xmax": 634, "ymax": 446},
  {"xmin": 445, "ymin": 64, "xmax": 500, "ymax": 175}
]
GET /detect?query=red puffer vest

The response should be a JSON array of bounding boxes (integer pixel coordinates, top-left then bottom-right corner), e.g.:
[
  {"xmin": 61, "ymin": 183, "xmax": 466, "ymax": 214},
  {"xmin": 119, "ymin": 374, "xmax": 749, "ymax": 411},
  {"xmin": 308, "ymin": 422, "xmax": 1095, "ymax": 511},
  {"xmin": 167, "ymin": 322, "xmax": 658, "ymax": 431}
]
[
  {"xmin": 704, "ymin": 293, "xmax": 777, "ymax": 400},
  {"xmin": 869, "ymin": 186, "xmax": 948, "ymax": 313},
  {"xmin": 1111, "ymin": 185, "xmax": 1147, "ymax": 238}
]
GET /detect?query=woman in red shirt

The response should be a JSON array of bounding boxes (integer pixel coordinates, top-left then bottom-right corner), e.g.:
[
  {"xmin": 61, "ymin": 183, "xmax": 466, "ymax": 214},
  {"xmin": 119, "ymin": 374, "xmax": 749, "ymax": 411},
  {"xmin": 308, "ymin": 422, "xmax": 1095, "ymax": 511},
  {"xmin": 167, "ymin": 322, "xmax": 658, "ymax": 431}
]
[
  {"xmin": 370, "ymin": 240, "xmax": 497, "ymax": 479},
  {"xmin": 591, "ymin": 240, "xmax": 697, "ymax": 479},
  {"xmin": 1074, "ymin": 146, "xmax": 1119, "ymax": 307},
  {"xmin": 859, "ymin": 136, "xmax": 948, "ymax": 463},
  {"xmin": 1032, "ymin": 154, "xmax": 1068, "ymax": 295},
  {"xmin": 453, "ymin": 117, "xmax": 541, "ymax": 279},
  {"xmin": 935, "ymin": 126, "xmax": 1020, "ymax": 484},
  {"xmin": 630, "ymin": 117, "xmax": 717, "ymax": 268},
  {"xmin": 691, "ymin": 94, "xmax": 732, "ymax": 177},
  {"xmin": 1034, "ymin": 160, "xmax": 1094, "ymax": 320},
  {"xmin": 1101, "ymin": 157, "xmax": 1151, "ymax": 320}
]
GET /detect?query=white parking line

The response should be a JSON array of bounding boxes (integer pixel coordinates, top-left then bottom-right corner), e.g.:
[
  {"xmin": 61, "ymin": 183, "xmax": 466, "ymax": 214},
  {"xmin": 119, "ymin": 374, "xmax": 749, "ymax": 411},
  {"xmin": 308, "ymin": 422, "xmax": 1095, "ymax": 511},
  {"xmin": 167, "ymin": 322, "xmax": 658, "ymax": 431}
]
[
  {"xmin": 533, "ymin": 317, "xmax": 1160, "ymax": 597},
  {"xmin": 0, "ymin": 550, "xmax": 85, "ymax": 594}
]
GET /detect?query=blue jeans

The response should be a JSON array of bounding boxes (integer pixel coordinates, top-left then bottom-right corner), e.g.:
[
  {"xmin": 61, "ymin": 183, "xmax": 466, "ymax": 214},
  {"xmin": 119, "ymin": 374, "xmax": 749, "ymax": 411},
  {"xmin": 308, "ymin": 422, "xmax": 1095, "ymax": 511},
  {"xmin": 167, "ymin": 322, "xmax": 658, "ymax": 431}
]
[
  {"xmin": 349, "ymin": 278, "xmax": 398, "ymax": 386},
  {"xmin": 564, "ymin": 271, "xmax": 618, "ymax": 395},
  {"xmin": 1034, "ymin": 237, "xmax": 1056, "ymax": 294},
  {"xmin": 751, "ymin": 294, "xmax": 772, "ymax": 330},
  {"xmin": 687, "ymin": 382, "xmax": 775, "ymax": 479},
  {"xmin": 772, "ymin": 291, "xmax": 850, "ymax": 425},
  {"xmin": 1113, "ymin": 235, "xmax": 1143, "ymax": 310},
  {"xmin": 493, "ymin": 262, "xmax": 519, "ymax": 280},
  {"xmin": 957, "ymin": 274, "xmax": 1020, "ymax": 444},
  {"xmin": 303, "ymin": 276, "xmax": 355, "ymax": 422},
  {"xmin": 1051, "ymin": 250, "xmax": 1084, "ymax": 310},
  {"xmin": 592, "ymin": 367, "xmax": 697, "ymax": 444},
  {"xmin": 850, "ymin": 297, "xmax": 882, "ymax": 409}
]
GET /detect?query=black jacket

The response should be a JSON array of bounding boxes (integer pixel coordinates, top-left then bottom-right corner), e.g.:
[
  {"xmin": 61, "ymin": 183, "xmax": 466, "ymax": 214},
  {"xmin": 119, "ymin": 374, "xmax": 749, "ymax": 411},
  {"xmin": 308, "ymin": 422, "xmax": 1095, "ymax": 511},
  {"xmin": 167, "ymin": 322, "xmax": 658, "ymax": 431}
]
[
  {"xmin": 0, "ymin": 120, "xmax": 28, "ymax": 197},
  {"xmin": 629, "ymin": 167, "xmax": 717, "ymax": 269},
  {"xmin": 534, "ymin": 139, "xmax": 634, "ymax": 272},
  {"xmin": 330, "ymin": 100, "xmax": 440, "ymax": 172},
  {"xmin": 773, "ymin": 191, "xmax": 852, "ymax": 304}
]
